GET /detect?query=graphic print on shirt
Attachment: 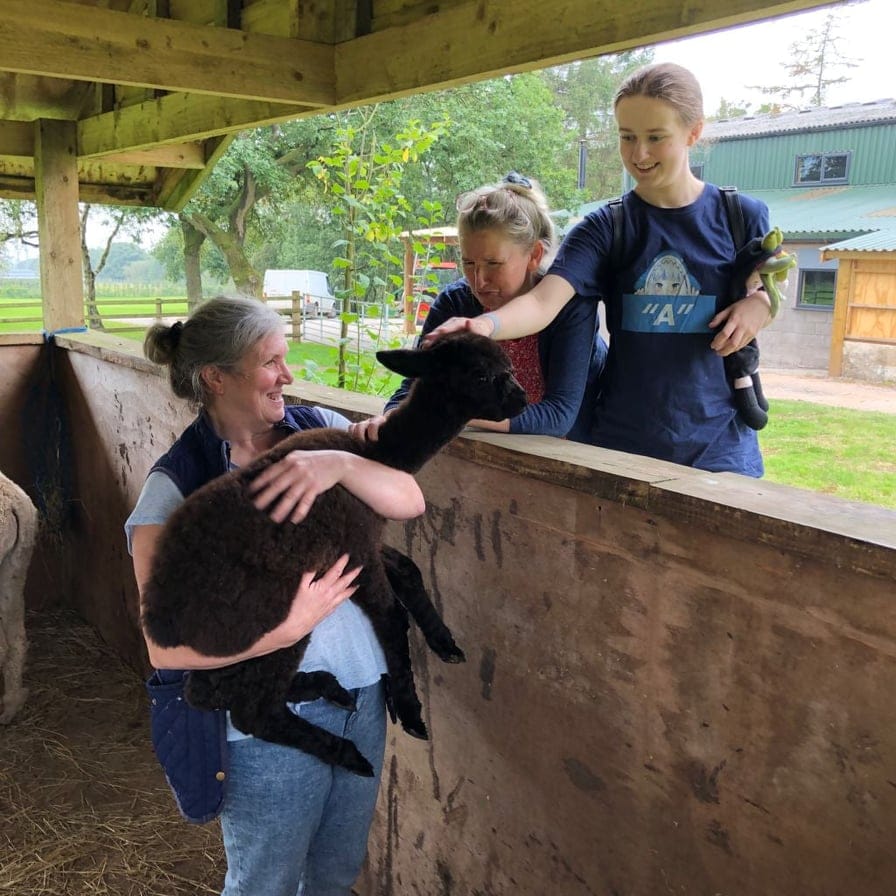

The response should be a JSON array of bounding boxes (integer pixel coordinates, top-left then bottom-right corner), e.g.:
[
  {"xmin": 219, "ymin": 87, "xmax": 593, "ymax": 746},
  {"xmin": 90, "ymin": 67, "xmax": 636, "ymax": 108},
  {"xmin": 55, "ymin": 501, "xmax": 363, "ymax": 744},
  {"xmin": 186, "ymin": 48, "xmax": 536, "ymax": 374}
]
[{"xmin": 622, "ymin": 251, "xmax": 717, "ymax": 334}]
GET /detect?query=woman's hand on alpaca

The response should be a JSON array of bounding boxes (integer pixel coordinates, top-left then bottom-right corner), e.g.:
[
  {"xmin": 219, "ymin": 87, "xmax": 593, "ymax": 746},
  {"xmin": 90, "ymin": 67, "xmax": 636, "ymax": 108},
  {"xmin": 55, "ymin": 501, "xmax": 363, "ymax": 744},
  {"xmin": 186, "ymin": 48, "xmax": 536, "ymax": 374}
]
[
  {"xmin": 282, "ymin": 553, "xmax": 362, "ymax": 641},
  {"xmin": 421, "ymin": 314, "xmax": 494, "ymax": 347},
  {"xmin": 250, "ymin": 449, "xmax": 350, "ymax": 524},
  {"xmin": 709, "ymin": 290, "xmax": 773, "ymax": 357},
  {"xmin": 250, "ymin": 449, "xmax": 425, "ymax": 523},
  {"xmin": 348, "ymin": 411, "xmax": 392, "ymax": 443}
]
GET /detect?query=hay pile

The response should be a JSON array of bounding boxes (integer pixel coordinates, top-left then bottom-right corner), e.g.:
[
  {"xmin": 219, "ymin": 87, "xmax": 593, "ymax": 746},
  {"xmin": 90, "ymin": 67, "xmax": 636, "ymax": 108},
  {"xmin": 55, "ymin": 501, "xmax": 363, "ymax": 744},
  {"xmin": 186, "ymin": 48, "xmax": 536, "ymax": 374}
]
[{"xmin": 0, "ymin": 608, "xmax": 223, "ymax": 895}]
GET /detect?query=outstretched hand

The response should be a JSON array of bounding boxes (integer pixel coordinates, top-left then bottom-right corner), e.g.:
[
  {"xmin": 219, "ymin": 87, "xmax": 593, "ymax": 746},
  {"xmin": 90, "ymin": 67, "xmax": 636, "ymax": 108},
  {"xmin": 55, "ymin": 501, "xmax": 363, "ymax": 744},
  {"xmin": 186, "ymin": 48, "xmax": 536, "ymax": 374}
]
[
  {"xmin": 709, "ymin": 291, "xmax": 772, "ymax": 357},
  {"xmin": 421, "ymin": 314, "xmax": 495, "ymax": 348}
]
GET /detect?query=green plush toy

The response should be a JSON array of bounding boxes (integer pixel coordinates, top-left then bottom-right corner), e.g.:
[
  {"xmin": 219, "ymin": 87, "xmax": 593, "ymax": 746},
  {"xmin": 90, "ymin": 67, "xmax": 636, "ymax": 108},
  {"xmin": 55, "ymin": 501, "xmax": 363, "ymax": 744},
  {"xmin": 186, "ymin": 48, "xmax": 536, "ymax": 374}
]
[
  {"xmin": 755, "ymin": 227, "xmax": 798, "ymax": 318},
  {"xmin": 726, "ymin": 227, "xmax": 798, "ymax": 430}
]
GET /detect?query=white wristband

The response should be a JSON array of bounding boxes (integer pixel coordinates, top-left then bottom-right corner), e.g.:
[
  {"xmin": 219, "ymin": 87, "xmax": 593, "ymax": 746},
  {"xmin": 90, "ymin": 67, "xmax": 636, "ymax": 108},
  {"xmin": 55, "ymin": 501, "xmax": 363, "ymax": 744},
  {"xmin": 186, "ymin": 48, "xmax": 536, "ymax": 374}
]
[{"xmin": 480, "ymin": 311, "xmax": 500, "ymax": 337}]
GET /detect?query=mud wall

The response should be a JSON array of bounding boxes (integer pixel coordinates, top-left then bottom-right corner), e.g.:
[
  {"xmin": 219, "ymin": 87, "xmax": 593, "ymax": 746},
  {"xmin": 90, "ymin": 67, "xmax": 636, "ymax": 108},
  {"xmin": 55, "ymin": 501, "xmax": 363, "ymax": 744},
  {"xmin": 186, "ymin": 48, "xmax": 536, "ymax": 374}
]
[{"xmin": 5, "ymin": 333, "xmax": 895, "ymax": 895}]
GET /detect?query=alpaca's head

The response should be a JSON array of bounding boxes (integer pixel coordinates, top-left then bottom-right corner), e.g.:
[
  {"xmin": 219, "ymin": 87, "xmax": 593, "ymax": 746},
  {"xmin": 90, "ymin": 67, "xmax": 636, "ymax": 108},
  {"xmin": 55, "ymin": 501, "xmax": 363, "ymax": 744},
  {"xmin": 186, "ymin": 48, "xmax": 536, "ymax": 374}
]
[{"xmin": 377, "ymin": 333, "xmax": 527, "ymax": 422}]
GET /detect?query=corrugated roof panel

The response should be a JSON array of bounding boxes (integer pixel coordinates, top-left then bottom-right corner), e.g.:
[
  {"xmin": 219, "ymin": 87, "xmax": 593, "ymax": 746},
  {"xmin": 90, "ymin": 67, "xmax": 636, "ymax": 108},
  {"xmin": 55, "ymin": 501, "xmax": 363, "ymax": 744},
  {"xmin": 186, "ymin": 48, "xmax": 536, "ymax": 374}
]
[
  {"xmin": 705, "ymin": 99, "xmax": 896, "ymax": 140},
  {"xmin": 573, "ymin": 185, "xmax": 896, "ymax": 242},
  {"xmin": 823, "ymin": 232, "xmax": 896, "ymax": 252}
]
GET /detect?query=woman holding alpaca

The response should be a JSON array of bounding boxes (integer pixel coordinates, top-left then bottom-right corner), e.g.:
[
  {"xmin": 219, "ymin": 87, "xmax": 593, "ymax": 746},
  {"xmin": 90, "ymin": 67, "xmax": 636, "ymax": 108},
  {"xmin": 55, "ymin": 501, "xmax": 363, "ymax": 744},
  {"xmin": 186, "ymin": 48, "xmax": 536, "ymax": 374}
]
[
  {"xmin": 126, "ymin": 295, "xmax": 425, "ymax": 896},
  {"xmin": 425, "ymin": 64, "xmax": 773, "ymax": 477},
  {"xmin": 350, "ymin": 172, "xmax": 607, "ymax": 444}
]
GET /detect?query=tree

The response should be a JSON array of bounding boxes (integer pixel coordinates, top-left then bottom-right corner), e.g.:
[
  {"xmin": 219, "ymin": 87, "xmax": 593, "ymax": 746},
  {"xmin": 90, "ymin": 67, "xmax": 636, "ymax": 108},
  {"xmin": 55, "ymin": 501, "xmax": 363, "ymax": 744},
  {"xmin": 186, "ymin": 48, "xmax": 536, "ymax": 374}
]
[
  {"xmin": 752, "ymin": 9, "xmax": 860, "ymax": 108},
  {"xmin": 541, "ymin": 50, "xmax": 654, "ymax": 200},
  {"xmin": 80, "ymin": 205, "xmax": 161, "ymax": 329},
  {"xmin": 94, "ymin": 242, "xmax": 147, "ymax": 281},
  {"xmin": 0, "ymin": 200, "xmax": 39, "ymax": 272},
  {"xmin": 308, "ymin": 109, "xmax": 447, "ymax": 390},
  {"xmin": 379, "ymin": 74, "xmax": 578, "ymax": 215},
  {"xmin": 180, "ymin": 121, "xmax": 336, "ymax": 297}
]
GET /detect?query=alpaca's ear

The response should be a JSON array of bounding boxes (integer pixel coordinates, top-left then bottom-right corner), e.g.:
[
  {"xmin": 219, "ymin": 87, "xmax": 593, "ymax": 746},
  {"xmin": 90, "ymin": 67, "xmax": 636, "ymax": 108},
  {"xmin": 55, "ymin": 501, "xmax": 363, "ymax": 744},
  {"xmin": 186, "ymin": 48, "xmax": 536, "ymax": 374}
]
[{"xmin": 376, "ymin": 346, "xmax": 436, "ymax": 379}]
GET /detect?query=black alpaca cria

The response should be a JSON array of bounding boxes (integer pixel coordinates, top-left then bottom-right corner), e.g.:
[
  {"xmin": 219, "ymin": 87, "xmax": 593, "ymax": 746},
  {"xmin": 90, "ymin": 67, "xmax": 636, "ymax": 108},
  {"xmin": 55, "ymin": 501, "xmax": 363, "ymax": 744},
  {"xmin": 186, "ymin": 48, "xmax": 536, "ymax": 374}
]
[{"xmin": 142, "ymin": 333, "xmax": 527, "ymax": 776}]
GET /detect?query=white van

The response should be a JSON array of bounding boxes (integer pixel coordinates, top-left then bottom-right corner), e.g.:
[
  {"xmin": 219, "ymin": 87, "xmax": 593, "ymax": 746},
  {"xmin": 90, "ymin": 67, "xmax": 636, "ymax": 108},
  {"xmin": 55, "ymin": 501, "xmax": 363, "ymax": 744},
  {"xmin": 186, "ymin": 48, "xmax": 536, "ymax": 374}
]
[{"xmin": 262, "ymin": 269, "xmax": 339, "ymax": 318}]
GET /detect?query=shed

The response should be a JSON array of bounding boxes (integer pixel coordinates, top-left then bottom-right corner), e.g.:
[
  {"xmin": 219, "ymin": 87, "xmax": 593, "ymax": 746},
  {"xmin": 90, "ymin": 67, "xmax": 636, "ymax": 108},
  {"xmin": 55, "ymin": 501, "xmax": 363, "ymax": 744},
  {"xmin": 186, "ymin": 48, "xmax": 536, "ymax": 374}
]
[{"xmin": 822, "ymin": 230, "xmax": 896, "ymax": 382}]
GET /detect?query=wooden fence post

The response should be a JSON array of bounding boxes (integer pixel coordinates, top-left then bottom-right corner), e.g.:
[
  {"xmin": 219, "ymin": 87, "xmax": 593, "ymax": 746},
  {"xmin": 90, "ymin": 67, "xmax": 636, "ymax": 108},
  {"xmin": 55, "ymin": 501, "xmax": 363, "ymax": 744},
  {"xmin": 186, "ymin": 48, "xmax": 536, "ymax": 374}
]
[{"xmin": 291, "ymin": 290, "xmax": 302, "ymax": 342}]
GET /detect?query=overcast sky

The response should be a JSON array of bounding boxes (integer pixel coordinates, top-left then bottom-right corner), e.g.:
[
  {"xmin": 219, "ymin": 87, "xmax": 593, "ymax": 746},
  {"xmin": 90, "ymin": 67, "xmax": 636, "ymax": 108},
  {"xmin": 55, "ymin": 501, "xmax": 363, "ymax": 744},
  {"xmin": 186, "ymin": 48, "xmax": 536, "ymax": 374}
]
[{"xmin": 650, "ymin": 0, "xmax": 892, "ymax": 115}]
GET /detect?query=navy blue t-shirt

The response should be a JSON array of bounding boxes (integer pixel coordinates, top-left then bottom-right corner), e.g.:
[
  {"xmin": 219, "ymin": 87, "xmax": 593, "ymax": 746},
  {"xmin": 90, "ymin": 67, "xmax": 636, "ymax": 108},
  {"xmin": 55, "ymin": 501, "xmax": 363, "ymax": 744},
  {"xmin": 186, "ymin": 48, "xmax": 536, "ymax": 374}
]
[{"xmin": 550, "ymin": 184, "xmax": 769, "ymax": 477}]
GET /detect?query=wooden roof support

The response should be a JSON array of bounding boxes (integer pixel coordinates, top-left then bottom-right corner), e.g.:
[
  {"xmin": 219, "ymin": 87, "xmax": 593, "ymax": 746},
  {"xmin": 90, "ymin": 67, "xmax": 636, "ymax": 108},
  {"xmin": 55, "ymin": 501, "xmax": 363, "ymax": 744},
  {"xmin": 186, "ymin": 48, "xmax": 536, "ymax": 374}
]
[
  {"xmin": 0, "ymin": 0, "xmax": 336, "ymax": 105},
  {"xmin": 35, "ymin": 119, "xmax": 84, "ymax": 332}
]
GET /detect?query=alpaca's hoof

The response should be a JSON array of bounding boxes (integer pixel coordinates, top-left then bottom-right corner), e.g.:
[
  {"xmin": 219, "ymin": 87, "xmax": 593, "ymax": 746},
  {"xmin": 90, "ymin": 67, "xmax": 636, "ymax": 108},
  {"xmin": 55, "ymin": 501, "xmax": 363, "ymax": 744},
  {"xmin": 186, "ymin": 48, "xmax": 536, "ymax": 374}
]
[
  {"xmin": 432, "ymin": 636, "xmax": 466, "ymax": 663},
  {"xmin": 329, "ymin": 688, "xmax": 357, "ymax": 711},
  {"xmin": 0, "ymin": 688, "xmax": 27, "ymax": 725},
  {"xmin": 402, "ymin": 719, "xmax": 429, "ymax": 740},
  {"xmin": 341, "ymin": 749, "xmax": 375, "ymax": 777}
]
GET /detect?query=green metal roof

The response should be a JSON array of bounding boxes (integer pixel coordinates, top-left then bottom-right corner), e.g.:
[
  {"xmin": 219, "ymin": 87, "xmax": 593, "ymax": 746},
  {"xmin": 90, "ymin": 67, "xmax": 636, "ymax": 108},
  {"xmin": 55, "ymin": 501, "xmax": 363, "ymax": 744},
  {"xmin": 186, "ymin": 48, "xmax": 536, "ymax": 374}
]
[
  {"xmin": 573, "ymin": 184, "xmax": 896, "ymax": 242},
  {"xmin": 822, "ymin": 231, "xmax": 896, "ymax": 253},
  {"xmin": 749, "ymin": 185, "xmax": 896, "ymax": 240}
]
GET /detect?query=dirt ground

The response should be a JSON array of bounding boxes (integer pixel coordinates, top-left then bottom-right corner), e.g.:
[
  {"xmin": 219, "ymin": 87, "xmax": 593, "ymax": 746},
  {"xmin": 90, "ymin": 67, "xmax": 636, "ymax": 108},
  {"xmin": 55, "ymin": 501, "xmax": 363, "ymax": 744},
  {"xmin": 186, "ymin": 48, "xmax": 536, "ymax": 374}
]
[{"xmin": 0, "ymin": 607, "xmax": 224, "ymax": 895}]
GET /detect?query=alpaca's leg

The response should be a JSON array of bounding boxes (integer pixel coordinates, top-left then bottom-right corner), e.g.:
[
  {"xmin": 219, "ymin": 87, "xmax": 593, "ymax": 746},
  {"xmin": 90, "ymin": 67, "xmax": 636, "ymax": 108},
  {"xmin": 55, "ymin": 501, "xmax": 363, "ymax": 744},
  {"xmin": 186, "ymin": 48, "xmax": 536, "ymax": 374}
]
[
  {"xmin": 286, "ymin": 670, "xmax": 355, "ymax": 709},
  {"xmin": 240, "ymin": 703, "xmax": 374, "ymax": 777},
  {"xmin": 186, "ymin": 646, "xmax": 302, "ymax": 713},
  {"xmin": 186, "ymin": 647, "xmax": 372, "ymax": 774},
  {"xmin": 0, "ymin": 501, "xmax": 35, "ymax": 725},
  {"xmin": 0, "ymin": 622, "xmax": 28, "ymax": 724},
  {"xmin": 362, "ymin": 559, "xmax": 428, "ymax": 739},
  {"xmin": 382, "ymin": 545, "xmax": 465, "ymax": 663},
  {"xmin": 380, "ymin": 602, "xmax": 427, "ymax": 740}
]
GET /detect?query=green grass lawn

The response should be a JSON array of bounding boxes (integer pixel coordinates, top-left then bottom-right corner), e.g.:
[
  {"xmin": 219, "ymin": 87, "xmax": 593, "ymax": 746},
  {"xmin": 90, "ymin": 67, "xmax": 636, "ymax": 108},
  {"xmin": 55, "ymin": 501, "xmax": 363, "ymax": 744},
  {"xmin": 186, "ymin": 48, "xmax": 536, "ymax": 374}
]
[
  {"xmin": 0, "ymin": 296, "xmax": 191, "ymax": 335},
  {"xmin": 759, "ymin": 399, "xmax": 896, "ymax": 508}
]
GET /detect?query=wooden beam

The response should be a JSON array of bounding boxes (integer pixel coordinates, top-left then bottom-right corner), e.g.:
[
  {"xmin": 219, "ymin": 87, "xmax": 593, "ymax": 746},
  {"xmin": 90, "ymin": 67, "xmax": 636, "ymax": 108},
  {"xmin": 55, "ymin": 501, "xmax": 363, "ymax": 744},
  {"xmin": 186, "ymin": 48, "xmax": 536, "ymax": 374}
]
[
  {"xmin": 0, "ymin": 123, "xmax": 206, "ymax": 168},
  {"xmin": 0, "ymin": 0, "xmax": 336, "ymax": 105},
  {"xmin": 35, "ymin": 120, "xmax": 84, "ymax": 331},
  {"xmin": 0, "ymin": 178, "xmax": 155, "ymax": 204},
  {"xmin": 334, "ymin": 0, "xmax": 836, "ymax": 104},
  {"xmin": 102, "ymin": 144, "xmax": 207, "ymax": 169},
  {"xmin": 154, "ymin": 134, "xmax": 234, "ymax": 211},
  {"xmin": 0, "ymin": 72, "xmax": 95, "ymax": 121},
  {"xmin": 78, "ymin": 92, "xmax": 313, "ymax": 157},
  {"xmin": 0, "ymin": 122, "xmax": 33, "ymax": 159}
]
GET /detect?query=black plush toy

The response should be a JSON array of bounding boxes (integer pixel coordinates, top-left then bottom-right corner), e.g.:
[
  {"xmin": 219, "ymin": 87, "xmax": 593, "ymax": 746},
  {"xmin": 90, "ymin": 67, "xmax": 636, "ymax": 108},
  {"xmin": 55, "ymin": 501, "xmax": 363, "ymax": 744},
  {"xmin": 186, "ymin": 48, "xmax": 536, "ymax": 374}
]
[{"xmin": 724, "ymin": 227, "xmax": 797, "ymax": 430}]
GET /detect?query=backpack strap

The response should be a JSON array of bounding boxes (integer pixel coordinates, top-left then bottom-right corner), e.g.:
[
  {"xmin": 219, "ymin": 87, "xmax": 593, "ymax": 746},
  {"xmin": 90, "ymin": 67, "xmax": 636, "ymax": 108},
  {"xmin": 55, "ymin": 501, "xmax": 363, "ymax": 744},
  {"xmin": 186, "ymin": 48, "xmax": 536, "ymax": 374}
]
[
  {"xmin": 608, "ymin": 197, "xmax": 624, "ymax": 268},
  {"xmin": 608, "ymin": 187, "xmax": 746, "ymax": 264},
  {"xmin": 719, "ymin": 185, "xmax": 746, "ymax": 251}
]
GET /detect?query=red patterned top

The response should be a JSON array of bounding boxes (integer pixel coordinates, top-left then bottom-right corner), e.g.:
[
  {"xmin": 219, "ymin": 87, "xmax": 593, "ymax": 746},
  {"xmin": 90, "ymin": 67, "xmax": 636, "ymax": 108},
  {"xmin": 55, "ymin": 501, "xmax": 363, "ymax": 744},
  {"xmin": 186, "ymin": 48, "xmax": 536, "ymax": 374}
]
[{"xmin": 502, "ymin": 334, "xmax": 544, "ymax": 404}]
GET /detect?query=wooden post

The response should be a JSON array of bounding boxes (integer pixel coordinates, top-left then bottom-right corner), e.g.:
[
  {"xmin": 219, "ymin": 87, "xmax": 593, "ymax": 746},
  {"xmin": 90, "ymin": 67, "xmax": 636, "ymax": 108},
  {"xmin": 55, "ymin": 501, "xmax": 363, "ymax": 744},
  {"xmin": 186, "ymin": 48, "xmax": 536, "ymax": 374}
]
[
  {"xmin": 290, "ymin": 290, "xmax": 302, "ymax": 342},
  {"xmin": 35, "ymin": 120, "xmax": 84, "ymax": 333},
  {"xmin": 403, "ymin": 239, "xmax": 415, "ymax": 335},
  {"xmin": 825, "ymin": 252, "xmax": 852, "ymax": 377}
]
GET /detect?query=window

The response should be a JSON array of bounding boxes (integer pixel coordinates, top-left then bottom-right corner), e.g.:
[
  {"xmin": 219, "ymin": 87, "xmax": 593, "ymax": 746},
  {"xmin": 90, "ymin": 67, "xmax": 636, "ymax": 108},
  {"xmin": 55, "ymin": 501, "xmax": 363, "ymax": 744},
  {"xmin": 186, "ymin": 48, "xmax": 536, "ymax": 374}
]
[
  {"xmin": 797, "ymin": 269, "xmax": 836, "ymax": 308},
  {"xmin": 689, "ymin": 162, "xmax": 704, "ymax": 180},
  {"xmin": 794, "ymin": 152, "xmax": 850, "ymax": 186}
]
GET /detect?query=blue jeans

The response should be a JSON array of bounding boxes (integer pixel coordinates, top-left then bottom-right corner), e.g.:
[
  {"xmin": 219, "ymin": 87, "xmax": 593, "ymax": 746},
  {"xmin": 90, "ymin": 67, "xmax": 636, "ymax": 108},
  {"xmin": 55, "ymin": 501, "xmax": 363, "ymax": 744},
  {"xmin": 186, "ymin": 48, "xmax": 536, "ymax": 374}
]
[{"xmin": 220, "ymin": 679, "xmax": 386, "ymax": 896}]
